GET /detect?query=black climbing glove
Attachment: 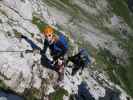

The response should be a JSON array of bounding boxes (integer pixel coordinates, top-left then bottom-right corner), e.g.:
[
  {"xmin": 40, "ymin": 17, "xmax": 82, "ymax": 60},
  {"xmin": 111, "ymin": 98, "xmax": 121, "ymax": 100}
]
[
  {"xmin": 21, "ymin": 35, "xmax": 27, "ymax": 39},
  {"xmin": 25, "ymin": 49, "xmax": 33, "ymax": 53}
]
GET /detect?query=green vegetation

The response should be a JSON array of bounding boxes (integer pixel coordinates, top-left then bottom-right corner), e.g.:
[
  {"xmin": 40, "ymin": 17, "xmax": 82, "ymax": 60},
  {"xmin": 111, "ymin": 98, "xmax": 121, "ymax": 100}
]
[
  {"xmin": 94, "ymin": 36, "xmax": 133, "ymax": 97},
  {"xmin": 32, "ymin": 16, "xmax": 62, "ymax": 36},
  {"xmin": 99, "ymin": 0, "xmax": 133, "ymax": 97},
  {"xmin": 59, "ymin": 0, "xmax": 71, "ymax": 6},
  {"xmin": 0, "ymin": 80, "xmax": 9, "ymax": 91},
  {"xmin": 78, "ymin": 29, "xmax": 133, "ymax": 97},
  {"xmin": 92, "ymin": 21, "xmax": 133, "ymax": 96},
  {"xmin": 49, "ymin": 87, "xmax": 68, "ymax": 100},
  {"xmin": 95, "ymin": 48, "xmax": 128, "ymax": 85},
  {"xmin": 13, "ymin": 29, "xmax": 22, "ymax": 38},
  {"xmin": 32, "ymin": 16, "xmax": 48, "ymax": 32},
  {"xmin": 24, "ymin": 88, "xmax": 40, "ymax": 100},
  {"xmin": 108, "ymin": 0, "xmax": 133, "ymax": 28},
  {"xmin": 43, "ymin": 0, "xmax": 98, "ymax": 26},
  {"xmin": 119, "ymin": 35, "xmax": 133, "ymax": 96},
  {"xmin": 96, "ymin": 45, "xmax": 133, "ymax": 97},
  {"xmin": 100, "ymin": 11, "xmax": 133, "ymax": 96}
]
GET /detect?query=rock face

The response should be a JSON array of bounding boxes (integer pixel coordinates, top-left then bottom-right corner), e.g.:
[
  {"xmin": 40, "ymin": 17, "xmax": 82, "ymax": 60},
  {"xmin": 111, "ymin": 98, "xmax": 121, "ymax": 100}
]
[{"xmin": 0, "ymin": 0, "xmax": 132, "ymax": 100}]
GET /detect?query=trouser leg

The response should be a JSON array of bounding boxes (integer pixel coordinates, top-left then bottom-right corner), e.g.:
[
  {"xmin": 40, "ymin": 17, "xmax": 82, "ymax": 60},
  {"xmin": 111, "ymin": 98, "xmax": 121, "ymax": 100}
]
[
  {"xmin": 71, "ymin": 66, "xmax": 80, "ymax": 76},
  {"xmin": 41, "ymin": 55, "xmax": 53, "ymax": 69}
]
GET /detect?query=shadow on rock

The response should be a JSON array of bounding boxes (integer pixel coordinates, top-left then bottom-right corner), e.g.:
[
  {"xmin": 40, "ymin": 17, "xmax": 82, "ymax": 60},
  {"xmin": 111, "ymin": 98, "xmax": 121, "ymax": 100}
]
[
  {"xmin": 0, "ymin": 90, "xmax": 23, "ymax": 100},
  {"xmin": 99, "ymin": 87, "xmax": 121, "ymax": 100},
  {"xmin": 69, "ymin": 81, "xmax": 95, "ymax": 100}
]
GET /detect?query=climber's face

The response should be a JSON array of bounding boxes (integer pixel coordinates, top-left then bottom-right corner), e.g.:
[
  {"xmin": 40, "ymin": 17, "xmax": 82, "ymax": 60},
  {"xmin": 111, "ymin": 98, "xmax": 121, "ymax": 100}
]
[
  {"xmin": 46, "ymin": 33, "xmax": 53, "ymax": 42},
  {"xmin": 43, "ymin": 26, "xmax": 54, "ymax": 42}
]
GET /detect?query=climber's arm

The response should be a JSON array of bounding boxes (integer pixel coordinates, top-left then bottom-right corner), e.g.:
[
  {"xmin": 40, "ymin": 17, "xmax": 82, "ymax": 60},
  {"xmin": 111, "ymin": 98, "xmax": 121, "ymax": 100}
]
[{"xmin": 40, "ymin": 39, "xmax": 49, "ymax": 55}]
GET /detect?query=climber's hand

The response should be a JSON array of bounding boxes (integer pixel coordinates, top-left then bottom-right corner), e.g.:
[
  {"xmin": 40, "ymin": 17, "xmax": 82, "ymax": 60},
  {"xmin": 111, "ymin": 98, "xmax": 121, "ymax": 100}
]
[{"xmin": 25, "ymin": 49, "xmax": 33, "ymax": 53}]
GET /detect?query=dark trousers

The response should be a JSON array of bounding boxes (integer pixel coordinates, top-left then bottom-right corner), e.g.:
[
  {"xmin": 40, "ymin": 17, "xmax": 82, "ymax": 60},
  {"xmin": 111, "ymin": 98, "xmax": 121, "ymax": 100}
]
[
  {"xmin": 68, "ymin": 54, "xmax": 80, "ymax": 64},
  {"xmin": 68, "ymin": 55, "xmax": 84, "ymax": 76},
  {"xmin": 41, "ymin": 55, "xmax": 54, "ymax": 69}
]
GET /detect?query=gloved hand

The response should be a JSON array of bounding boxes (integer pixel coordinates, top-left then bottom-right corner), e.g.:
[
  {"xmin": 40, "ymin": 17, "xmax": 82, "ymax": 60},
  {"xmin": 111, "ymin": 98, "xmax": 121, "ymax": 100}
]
[
  {"xmin": 21, "ymin": 35, "xmax": 27, "ymax": 39},
  {"xmin": 25, "ymin": 49, "xmax": 33, "ymax": 53},
  {"xmin": 25, "ymin": 49, "xmax": 40, "ymax": 54}
]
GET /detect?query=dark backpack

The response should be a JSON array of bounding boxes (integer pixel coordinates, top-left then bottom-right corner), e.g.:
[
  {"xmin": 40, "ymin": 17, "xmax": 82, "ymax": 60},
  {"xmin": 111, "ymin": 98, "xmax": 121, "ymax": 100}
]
[{"xmin": 79, "ymin": 48, "xmax": 91, "ymax": 66}]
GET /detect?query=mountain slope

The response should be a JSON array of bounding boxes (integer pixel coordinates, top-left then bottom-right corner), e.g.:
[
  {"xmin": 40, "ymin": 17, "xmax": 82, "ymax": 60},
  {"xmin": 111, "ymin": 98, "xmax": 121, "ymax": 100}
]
[{"xmin": 0, "ymin": 0, "xmax": 133, "ymax": 100}]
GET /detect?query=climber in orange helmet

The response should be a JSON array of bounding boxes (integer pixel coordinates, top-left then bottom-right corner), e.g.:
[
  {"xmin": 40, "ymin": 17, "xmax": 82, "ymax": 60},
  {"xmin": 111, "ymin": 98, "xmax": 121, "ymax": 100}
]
[{"xmin": 40, "ymin": 25, "xmax": 68, "ymax": 69}]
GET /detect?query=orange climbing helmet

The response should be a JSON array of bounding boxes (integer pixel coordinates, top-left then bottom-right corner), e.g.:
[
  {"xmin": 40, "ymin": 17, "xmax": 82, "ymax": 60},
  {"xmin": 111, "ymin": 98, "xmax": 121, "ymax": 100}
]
[
  {"xmin": 43, "ymin": 25, "xmax": 54, "ymax": 38},
  {"xmin": 43, "ymin": 25, "xmax": 58, "ymax": 42}
]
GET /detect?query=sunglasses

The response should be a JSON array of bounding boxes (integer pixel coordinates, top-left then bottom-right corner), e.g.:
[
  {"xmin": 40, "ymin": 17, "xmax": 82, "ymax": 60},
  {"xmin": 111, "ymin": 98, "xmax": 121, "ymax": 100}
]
[{"xmin": 46, "ymin": 34, "xmax": 53, "ymax": 38}]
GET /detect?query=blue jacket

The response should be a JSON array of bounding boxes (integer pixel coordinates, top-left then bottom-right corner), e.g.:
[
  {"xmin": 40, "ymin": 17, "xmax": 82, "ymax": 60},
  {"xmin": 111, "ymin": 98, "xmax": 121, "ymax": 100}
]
[{"xmin": 41, "ymin": 34, "xmax": 68, "ymax": 60}]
